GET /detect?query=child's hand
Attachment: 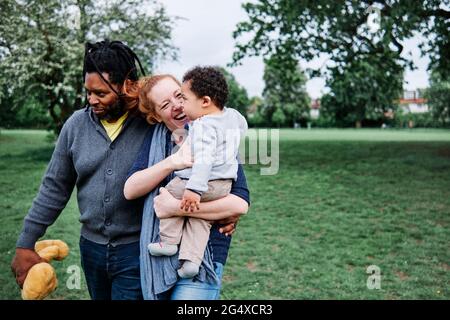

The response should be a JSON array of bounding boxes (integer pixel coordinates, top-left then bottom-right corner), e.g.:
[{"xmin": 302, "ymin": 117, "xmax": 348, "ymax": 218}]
[
  {"xmin": 180, "ymin": 190, "xmax": 201, "ymax": 213},
  {"xmin": 169, "ymin": 140, "xmax": 193, "ymax": 171}
]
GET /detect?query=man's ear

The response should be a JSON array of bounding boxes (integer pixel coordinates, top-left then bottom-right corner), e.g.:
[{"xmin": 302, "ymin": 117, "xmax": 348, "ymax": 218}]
[{"xmin": 201, "ymin": 96, "xmax": 212, "ymax": 108}]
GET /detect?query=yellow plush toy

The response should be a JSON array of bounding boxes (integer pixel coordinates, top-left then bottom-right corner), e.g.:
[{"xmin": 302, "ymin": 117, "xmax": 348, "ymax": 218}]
[{"xmin": 21, "ymin": 240, "xmax": 70, "ymax": 300}]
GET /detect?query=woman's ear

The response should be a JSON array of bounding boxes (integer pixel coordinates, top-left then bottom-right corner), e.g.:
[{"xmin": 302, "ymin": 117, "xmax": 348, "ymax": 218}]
[
  {"xmin": 153, "ymin": 114, "xmax": 162, "ymax": 123},
  {"xmin": 117, "ymin": 79, "xmax": 129, "ymax": 94},
  {"xmin": 147, "ymin": 114, "xmax": 162, "ymax": 124}
]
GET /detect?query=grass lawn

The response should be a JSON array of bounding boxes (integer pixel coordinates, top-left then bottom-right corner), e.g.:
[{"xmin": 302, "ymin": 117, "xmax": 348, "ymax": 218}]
[{"xmin": 1, "ymin": 128, "xmax": 449, "ymax": 299}]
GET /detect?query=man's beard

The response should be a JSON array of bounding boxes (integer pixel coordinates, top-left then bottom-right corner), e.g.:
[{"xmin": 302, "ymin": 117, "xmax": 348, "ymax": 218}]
[{"xmin": 99, "ymin": 97, "xmax": 127, "ymax": 121}]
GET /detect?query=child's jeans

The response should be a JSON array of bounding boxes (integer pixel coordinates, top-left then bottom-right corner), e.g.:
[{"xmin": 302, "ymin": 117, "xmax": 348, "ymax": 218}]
[{"xmin": 161, "ymin": 176, "xmax": 232, "ymax": 265}]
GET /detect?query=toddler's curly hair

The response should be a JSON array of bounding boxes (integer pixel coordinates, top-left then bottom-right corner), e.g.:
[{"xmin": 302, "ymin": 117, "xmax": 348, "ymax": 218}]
[{"xmin": 182, "ymin": 66, "xmax": 228, "ymax": 109}]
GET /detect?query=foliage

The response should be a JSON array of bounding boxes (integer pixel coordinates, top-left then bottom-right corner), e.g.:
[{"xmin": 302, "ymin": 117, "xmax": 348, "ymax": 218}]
[
  {"xmin": 219, "ymin": 67, "xmax": 251, "ymax": 118},
  {"xmin": 320, "ymin": 55, "xmax": 403, "ymax": 127},
  {"xmin": 0, "ymin": 85, "xmax": 51, "ymax": 129},
  {"xmin": 262, "ymin": 54, "xmax": 310, "ymax": 127},
  {"xmin": 247, "ymin": 96, "xmax": 268, "ymax": 127},
  {"xmin": 247, "ymin": 110, "xmax": 267, "ymax": 127},
  {"xmin": 14, "ymin": 103, "xmax": 51, "ymax": 129},
  {"xmin": 232, "ymin": 0, "xmax": 449, "ymax": 78},
  {"xmin": 231, "ymin": 1, "xmax": 449, "ymax": 127},
  {"xmin": 310, "ymin": 113, "xmax": 337, "ymax": 128},
  {"xmin": 0, "ymin": 88, "xmax": 18, "ymax": 129},
  {"xmin": 392, "ymin": 111, "xmax": 444, "ymax": 129},
  {"xmin": 425, "ymin": 72, "xmax": 450, "ymax": 127},
  {"xmin": 271, "ymin": 108, "xmax": 286, "ymax": 127},
  {"xmin": 0, "ymin": 0, "xmax": 177, "ymax": 133}
]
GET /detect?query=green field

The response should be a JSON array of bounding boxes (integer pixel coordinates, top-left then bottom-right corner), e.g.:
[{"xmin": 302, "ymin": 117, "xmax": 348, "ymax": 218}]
[{"xmin": 1, "ymin": 129, "xmax": 449, "ymax": 299}]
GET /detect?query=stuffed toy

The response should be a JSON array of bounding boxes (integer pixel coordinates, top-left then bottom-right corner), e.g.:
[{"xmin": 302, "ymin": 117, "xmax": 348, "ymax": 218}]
[{"xmin": 21, "ymin": 240, "xmax": 70, "ymax": 300}]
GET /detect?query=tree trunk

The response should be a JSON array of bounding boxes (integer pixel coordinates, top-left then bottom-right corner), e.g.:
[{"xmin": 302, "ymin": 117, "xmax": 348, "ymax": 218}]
[
  {"xmin": 48, "ymin": 100, "xmax": 62, "ymax": 133},
  {"xmin": 355, "ymin": 120, "xmax": 362, "ymax": 128}
]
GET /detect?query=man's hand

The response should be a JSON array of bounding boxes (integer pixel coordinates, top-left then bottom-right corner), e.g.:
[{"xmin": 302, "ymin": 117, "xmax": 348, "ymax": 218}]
[
  {"xmin": 217, "ymin": 215, "xmax": 241, "ymax": 237},
  {"xmin": 11, "ymin": 248, "xmax": 44, "ymax": 288},
  {"xmin": 154, "ymin": 187, "xmax": 181, "ymax": 219},
  {"xmin": 180, "ymin": 189, "xmax": 201, "ymax": 213}
]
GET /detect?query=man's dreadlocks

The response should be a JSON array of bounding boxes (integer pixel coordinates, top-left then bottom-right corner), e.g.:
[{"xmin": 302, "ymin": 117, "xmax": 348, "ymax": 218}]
[{"xmin": 83, "ymin": 40, "xmax": 146, "ymax": 120}]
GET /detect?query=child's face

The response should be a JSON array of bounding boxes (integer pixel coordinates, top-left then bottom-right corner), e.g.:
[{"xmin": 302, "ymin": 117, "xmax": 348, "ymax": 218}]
[{"xmin": 181, "ymin": 81, "xmax": 204, "ymax": 121}]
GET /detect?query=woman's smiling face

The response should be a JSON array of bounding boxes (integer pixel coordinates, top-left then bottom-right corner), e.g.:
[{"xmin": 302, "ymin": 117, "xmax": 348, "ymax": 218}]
[{"xmin": 148, "ymin": 77, "xmax": 188, "ymax": 132}]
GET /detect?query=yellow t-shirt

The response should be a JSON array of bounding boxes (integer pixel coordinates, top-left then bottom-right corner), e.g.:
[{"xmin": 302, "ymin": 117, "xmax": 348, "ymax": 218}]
[{"xmin": 100, "ymin": 112, "xmax": 128, "ymax": 142}]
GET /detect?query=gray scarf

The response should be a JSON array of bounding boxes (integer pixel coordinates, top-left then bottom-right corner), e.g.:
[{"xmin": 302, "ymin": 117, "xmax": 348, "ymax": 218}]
[{"xmin": 140, "ymin": 123, "xmax": 219, "ymax": 300}]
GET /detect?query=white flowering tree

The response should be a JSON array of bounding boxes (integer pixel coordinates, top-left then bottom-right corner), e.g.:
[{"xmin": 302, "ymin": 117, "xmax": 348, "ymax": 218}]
[{"xmin": 0, "ymin": 0, "xmax": 177, "ymax": 133}]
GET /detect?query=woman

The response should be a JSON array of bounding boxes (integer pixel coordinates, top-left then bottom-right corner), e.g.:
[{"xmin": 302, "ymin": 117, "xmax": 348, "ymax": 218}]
[{"xmin": 124, "ymin": 74, "xmax": 250, "ymax": 300}]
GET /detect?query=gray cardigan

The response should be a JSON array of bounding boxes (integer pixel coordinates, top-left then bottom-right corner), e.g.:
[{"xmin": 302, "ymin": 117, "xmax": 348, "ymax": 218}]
[{"xmin": 17, "ymin": 108, "xmax": 150, "ymax": 248}]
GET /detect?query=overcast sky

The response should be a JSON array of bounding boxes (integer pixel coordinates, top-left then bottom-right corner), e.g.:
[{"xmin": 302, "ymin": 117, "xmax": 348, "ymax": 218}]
[{"xmin": 156, "ymin": 0, "xmax": 431, "ymax": 99}]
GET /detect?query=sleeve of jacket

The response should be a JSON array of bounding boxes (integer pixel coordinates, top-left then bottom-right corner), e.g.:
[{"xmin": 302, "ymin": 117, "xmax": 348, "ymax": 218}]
[
  {"xmin": 185, "ymin": 120, "xmax": 217, "ymax": 194},
  {"xmin": 16, "ymin": 119, "xmax": 77, "ymax": 249},
  {"xmin": 230, "ymin": 163, "xmax": 250, "ymax": 205}
]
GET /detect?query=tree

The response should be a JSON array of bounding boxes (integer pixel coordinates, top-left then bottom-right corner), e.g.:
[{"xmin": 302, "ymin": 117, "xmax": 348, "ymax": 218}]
[
  {"xmin": 262, "ymin": 54, "xmax": 310, "ymax": 127},
  {"xmin": 219, "ymin": 67, "xmax": 250, "ymax": 118},
  {"xmin": 0, "ymin": 0, "xmax": 177, "ymax": 133},
  {"xmin": 232, "ymin": 0, "xmax": 449, "ymax": 78},
  {"xmin": 425, "ymin": 72, "xmax": 450, "ymax": 127},
  {"xmin": 0, "ymin": 87, "xmax": 20, "ymax": 129},
  {"xmin": 321, "ymin": 55, "xmax": 403, "ymax": 127},
  {"xmin": 271, "ymin": 108, "xmax": 286, "ymax": 128},
  {"xmin": 247, "ymin": 96, "xmax": 266, "ymax": 127}
]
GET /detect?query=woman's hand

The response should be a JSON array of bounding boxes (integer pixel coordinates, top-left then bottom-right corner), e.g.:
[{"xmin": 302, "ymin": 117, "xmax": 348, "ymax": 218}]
[
  {"xmin": 168, "ymin": 140, "xmax": 193, "ymax": 171},
  {"xmin": 154, "ymin": 188, "xmax": 246, "ymax": 237},
  {"xmin": 154, "ymin": 187, "xmax": 181, "ymax": 219}
]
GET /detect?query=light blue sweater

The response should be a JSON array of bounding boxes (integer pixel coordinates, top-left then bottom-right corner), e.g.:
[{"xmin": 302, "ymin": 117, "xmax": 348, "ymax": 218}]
[{"xmin": 176, "ymin": 107, "xmax": 248, "ymax": 193}]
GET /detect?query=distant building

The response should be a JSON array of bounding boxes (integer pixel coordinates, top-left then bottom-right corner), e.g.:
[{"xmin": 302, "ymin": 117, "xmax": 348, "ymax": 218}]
[
  {"xmin": 309, "ymin": 89, "xmax": 428, "ymax": 119},
  {"xmin": 310, "ymin": 98, "xmax": 320, "ymax": 119},
  {"xmin": 399, "ymin": 89, "xmax": 428, "ymax": 113}
]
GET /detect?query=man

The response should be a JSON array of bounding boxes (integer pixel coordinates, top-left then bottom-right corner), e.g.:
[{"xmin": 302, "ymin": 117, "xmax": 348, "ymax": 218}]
[
  {"xmin": 11, "ymin": 40, "xmax": 150, "ymax": 300},
  {"xmin": 11, "ymin": 40, "xmax": 239, "ymax": 300}
]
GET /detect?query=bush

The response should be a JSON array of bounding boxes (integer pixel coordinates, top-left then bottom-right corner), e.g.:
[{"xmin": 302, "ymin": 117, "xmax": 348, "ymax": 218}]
[
  {"xmin": 247, "ymin": 110, "xmax": 269, "ymax": 128},
  {"xmin": 310, "ymin": 111, "xmax": 447, "ymax": 129},
  {"xmin": 425, "ymin": 76, "xmax": 450, "ymax": 127},
  {"xmin": 310, "ymin": 114, "xmax": 336, "ymax": 128},
  {"xmin": 0, "ymin": 102, "xmax": 51, "ymax": 129},
  {"xmin": 391, "ymin": 111, "xmax": 446, "ymax": 128}
]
